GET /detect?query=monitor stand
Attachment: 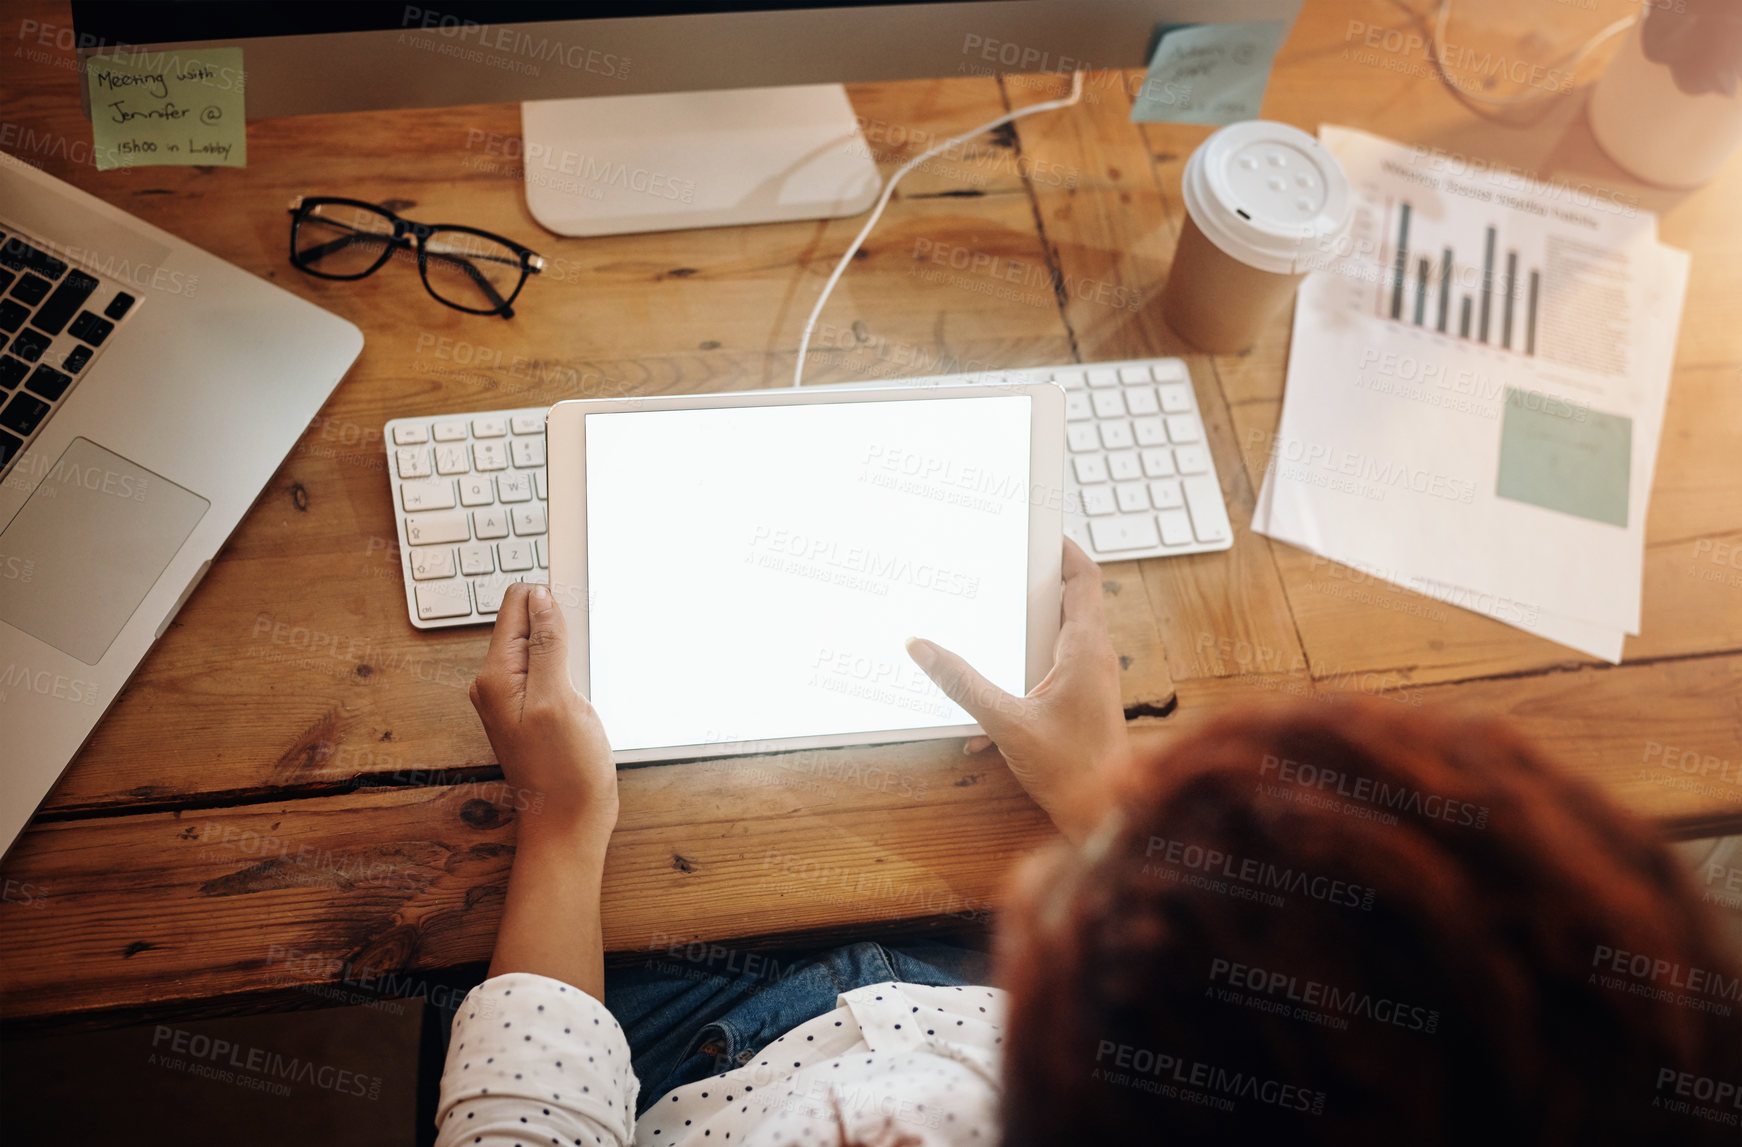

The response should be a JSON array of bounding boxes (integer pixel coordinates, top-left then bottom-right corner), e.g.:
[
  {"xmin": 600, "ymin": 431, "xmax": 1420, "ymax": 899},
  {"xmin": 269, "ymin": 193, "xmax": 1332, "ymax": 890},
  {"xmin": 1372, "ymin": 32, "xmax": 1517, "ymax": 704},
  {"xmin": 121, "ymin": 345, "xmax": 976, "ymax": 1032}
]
[{"xmin": 520, "ymin": 84, "xmax": 882, "ymax": 237}]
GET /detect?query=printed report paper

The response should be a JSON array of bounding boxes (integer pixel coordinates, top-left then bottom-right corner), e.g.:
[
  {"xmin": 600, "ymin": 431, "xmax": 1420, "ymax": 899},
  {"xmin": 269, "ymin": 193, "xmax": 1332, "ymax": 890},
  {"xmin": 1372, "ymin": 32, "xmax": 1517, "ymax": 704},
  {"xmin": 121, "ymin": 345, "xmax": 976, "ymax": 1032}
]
[{"xmin": 1253, "ymin": 127, "xmax": 1689, "ymax": 661}]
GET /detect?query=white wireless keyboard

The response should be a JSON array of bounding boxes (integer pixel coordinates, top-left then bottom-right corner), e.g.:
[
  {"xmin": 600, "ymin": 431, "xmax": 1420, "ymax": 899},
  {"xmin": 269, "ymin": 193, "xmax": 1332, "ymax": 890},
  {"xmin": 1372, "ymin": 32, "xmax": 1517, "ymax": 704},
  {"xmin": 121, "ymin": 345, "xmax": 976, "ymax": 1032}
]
[
  {"xmin": 383, "ymin": 408, "xmax": 551, "ymax": 629},
  {"xmin": 382, "ymin": 357, "xmax": 1231, "ymax": 629}
]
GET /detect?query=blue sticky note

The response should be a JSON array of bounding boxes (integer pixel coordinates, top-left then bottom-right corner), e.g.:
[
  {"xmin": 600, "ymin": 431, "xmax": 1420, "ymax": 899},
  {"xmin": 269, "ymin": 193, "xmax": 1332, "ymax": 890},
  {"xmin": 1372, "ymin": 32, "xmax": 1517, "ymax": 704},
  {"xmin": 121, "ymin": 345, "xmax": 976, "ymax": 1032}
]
[{"xmin": 1130, "ymin": 21, "xmax": 1288, "ymax": 125}]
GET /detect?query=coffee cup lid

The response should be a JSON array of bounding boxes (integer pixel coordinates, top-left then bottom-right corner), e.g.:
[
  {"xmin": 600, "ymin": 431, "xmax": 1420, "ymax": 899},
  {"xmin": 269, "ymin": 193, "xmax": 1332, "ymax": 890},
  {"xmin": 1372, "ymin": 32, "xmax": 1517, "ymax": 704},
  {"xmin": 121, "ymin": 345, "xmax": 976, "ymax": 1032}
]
[{"xmin": 1181, "ymin": 121, "xmax": 1352, "ymax": 275}]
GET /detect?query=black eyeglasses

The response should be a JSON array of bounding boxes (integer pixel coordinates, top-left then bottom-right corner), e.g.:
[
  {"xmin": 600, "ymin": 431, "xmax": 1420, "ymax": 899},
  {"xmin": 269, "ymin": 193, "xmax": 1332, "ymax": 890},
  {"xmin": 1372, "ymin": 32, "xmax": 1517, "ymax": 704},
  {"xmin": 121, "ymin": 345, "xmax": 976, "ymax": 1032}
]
[{"xmin": 288, "ymin": 196, "xmax": 544, "ymax": 319}]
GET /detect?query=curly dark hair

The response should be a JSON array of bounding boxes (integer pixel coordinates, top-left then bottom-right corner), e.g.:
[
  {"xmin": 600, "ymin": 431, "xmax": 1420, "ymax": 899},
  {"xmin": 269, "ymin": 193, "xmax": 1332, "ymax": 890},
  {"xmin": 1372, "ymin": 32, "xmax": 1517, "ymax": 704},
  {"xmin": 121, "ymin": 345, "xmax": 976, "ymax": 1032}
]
[{"xmin": 997, "ymin": 697, "xmax": 1742, "ymax": 1145}]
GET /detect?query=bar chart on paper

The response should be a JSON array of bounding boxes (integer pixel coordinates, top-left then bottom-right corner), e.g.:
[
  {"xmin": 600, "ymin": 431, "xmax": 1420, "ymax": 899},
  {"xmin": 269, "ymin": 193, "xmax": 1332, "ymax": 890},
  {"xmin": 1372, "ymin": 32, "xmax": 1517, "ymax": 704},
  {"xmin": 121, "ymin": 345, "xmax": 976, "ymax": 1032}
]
[
  {"xmin": 1376, "ymin": 200, "xmax": 1541, "ymax": 356},
  {"xmin": 1324, "ymin": 163, "xmax": 1652, "ymax": 380}
]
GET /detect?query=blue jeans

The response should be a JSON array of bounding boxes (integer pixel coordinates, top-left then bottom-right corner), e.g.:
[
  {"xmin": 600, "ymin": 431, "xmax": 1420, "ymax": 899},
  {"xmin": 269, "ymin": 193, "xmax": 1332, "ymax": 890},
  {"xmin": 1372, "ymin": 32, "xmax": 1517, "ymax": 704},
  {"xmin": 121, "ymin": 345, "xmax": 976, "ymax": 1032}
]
[{"xmin": 605, "ymin": 940, "xmax": 989, "ymax": 1115}]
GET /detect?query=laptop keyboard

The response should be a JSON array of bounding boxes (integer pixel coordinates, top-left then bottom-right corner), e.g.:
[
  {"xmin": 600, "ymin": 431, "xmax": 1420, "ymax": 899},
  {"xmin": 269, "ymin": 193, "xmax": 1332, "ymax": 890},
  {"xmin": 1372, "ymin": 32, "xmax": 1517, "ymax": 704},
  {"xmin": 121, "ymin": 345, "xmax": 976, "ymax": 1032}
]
[
  {"xmin": 0, "ymin": 224, "xmax": 140, "ymax": 481},
  {"xmin": 383, "ymin": 357, "xmax": 1232, "ymax": 630}
]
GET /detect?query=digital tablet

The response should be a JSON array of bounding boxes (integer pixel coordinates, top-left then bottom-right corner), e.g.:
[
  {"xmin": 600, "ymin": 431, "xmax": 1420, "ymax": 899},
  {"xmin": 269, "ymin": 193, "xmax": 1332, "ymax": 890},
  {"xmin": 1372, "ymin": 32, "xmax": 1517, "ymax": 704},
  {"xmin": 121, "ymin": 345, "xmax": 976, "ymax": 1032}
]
[{"xmin": 546, "ymin": 381, "xmax": 1066, "ymax": 763}]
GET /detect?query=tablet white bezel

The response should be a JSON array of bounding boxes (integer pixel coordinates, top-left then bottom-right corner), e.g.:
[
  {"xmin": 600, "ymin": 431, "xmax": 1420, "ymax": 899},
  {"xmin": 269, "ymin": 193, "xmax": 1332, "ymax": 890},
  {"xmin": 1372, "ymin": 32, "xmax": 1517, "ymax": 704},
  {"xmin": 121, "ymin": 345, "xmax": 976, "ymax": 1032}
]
[{"xmin": 546, "ymin": 380, "xmax": 1066, "ymax": 764}]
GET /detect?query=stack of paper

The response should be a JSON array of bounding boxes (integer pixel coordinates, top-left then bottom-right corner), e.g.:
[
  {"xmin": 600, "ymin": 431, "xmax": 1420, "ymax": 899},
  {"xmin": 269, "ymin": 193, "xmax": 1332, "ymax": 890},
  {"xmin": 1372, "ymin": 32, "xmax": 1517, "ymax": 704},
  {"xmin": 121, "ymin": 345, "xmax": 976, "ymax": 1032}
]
[{"xmin": 1253, "ymin": 127, "xmax": 1690, "ymax": 662}]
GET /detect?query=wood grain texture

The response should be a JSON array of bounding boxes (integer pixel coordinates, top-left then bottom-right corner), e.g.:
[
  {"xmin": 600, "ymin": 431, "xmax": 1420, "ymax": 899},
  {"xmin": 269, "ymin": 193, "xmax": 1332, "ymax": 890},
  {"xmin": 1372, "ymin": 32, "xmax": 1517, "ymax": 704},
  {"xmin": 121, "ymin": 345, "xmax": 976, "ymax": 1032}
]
[
  {"xmin": 0, "ymin": 0, "xmax": 1737, "ymax": 1024},
  {"xmin": 1146, "ymin": 655, "xmax": 1742, "ymax": 839},
  {"xmin": 1008, "ymin": 71, "xmax": 1306, "ymax": 687},
  {"xmin": 0, "ymin": 741, "xmax": 1050, "ymax": 1024}
]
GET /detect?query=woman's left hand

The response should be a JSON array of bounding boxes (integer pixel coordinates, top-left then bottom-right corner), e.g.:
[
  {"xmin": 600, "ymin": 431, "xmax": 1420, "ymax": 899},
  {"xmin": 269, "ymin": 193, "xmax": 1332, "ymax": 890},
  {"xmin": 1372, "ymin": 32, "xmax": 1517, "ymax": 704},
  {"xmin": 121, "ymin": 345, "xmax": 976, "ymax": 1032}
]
[{"xmin": 470, "ymin": 581, "xmax": 619, "ymax": 837}]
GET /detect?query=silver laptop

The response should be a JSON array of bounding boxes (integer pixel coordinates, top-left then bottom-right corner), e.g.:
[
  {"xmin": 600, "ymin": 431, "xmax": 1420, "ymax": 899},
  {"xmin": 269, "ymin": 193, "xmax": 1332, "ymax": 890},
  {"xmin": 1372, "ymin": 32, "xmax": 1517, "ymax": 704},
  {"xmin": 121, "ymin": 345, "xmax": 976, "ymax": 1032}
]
[{"xmin": 0, "ymin": 153, "xmax": 364, "ymax": 852}]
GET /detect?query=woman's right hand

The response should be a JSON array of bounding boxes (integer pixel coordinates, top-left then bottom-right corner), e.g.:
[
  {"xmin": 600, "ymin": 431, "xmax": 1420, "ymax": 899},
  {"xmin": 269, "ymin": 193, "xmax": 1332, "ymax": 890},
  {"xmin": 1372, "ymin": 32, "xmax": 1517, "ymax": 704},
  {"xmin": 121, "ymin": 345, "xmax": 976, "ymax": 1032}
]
[{"xmin": 905, "ymin": 539, "xmax": 1129, "ymax": 842}]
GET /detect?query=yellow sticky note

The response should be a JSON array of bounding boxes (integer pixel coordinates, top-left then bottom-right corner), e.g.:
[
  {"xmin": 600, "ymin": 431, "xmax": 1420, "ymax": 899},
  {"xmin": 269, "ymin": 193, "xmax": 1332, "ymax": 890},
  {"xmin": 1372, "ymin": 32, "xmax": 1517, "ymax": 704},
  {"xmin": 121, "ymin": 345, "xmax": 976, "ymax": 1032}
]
[{"xmin": 86, "ymin": 47, "xmax": 246, "ymax": 171}]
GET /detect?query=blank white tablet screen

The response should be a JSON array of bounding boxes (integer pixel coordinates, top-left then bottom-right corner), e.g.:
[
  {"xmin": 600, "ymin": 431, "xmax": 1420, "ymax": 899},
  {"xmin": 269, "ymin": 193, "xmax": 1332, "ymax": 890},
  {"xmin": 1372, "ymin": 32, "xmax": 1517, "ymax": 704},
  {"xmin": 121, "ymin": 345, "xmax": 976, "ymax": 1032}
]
[{"xmin": 584, "ymin": 395, "xmax": 1033, "ymax": 752}]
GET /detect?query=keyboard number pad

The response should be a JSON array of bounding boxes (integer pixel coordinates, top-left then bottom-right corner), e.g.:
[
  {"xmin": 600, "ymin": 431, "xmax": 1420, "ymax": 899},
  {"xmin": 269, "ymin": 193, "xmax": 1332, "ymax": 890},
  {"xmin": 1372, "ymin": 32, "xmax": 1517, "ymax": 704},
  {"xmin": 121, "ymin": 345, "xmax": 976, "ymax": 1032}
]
[
  {"xmin": 1106, "ymin": 452, "xmax": 1142, "ymax": 481},
  {"xmin": 1060, "ymin": 358, "xmax": 1231, "ymax": 562},
  {"xmin": 1091, "ymin": 390, "xmax": 1126, "ymax": 419},
  {"xmin": 1080, "ymin": 486, "xmax": 1116, "ymax": 516},
  {"xmin": 389, "ymin": 406, "xmax": 555, "ymax": 628},
  {"xmin": 1067, "ymin": 424, "xmax": 1100, "ymax": 452},
  {"xmin": 1157, "ymin": 385, "xmax": 1193, "ymax": 413}
]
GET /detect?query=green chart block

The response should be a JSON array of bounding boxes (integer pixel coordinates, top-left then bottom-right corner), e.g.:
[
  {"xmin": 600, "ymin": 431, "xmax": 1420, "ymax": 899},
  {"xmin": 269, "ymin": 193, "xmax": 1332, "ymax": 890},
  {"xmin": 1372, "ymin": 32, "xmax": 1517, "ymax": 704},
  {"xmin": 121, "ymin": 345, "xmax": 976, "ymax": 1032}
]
[{"xmin": 1495, "ymin": 387, "xmax": 1631, "ymax": 528}]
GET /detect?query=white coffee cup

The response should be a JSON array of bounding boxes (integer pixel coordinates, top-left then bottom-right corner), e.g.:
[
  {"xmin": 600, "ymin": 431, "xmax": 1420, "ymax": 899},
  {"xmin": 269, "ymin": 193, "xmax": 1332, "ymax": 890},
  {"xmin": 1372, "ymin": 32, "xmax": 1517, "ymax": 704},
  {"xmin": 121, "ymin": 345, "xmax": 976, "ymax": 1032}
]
[{"xmin": 1163, "ymin": 121, "xmax": 1353, "ymax": 354}]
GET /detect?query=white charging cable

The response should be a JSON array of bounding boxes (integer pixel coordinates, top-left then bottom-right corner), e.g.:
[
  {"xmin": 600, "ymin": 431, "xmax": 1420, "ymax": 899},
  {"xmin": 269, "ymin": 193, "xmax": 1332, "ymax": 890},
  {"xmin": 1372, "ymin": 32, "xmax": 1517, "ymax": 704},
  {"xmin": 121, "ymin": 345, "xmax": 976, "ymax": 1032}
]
[
  {"xmin": 1431, "ymin": 0, "xmax": 1637, "ymax": 108},
  {"xmin": 792, "ymin": 70, "xmax": 1086, "ymax": 388}
]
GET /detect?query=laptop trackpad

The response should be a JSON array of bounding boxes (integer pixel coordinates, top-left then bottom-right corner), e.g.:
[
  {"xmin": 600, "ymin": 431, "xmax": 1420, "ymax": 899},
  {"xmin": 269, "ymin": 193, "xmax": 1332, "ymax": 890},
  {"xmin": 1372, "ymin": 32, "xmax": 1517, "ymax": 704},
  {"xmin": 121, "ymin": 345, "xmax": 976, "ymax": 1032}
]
[{"xmin": 0, "ymin": 439, "xmax": 209, "ymax": 665}]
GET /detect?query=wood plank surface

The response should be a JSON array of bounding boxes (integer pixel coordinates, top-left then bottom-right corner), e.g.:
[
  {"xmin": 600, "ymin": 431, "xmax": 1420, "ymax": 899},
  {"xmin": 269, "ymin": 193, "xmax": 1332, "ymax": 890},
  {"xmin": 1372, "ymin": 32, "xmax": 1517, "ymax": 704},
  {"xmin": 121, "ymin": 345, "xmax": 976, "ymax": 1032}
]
[
  {"xmin": 0, "ymin": 741, "xmax": 1050, "ymax": 1024},
  {"xmin": 9, "ymin": 652, "xmax": 1737, "ymax": 1025},
  {"xmin": 1148, "ymin": 657, "xmax": 1742, "ymax": 838},
  {"xmin": 0, "ymin": 0, "xmax": 1737, "ymax": 1024}
]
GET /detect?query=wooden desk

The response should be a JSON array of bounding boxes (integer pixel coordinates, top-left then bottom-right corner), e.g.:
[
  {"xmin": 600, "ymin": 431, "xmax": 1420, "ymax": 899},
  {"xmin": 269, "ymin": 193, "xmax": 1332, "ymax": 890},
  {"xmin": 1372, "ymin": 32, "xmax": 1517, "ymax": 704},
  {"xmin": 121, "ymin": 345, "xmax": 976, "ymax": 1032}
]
[{"xmin": 2, "ymin": 0, "xmax": 1738, "ymax": 1027}]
